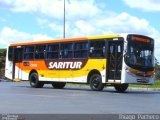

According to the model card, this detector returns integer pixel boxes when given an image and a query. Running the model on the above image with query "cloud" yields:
[37,18,48,26]
[0,0,100,20]
[0,0,13,8]
[123,0,160,12]
[58,12,156,37]
[1,0,160,61]
[37,12,160,62]
[66,0,101,21]
[0,0,64,19]
[48,22,64,38]
[0,27,53,47]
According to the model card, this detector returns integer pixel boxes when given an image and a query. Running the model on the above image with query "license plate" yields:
[137,78,149,83]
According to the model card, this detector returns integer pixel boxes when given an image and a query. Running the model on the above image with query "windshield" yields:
[125,35,154,72]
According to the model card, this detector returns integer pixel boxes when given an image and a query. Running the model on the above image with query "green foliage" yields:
[155,58,160,80]
[0,49,6,78]
[155,66,160,80]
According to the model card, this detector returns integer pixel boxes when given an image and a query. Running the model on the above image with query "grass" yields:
[67,83,88,87]
[67,80,160,89]
[129,80,160,89]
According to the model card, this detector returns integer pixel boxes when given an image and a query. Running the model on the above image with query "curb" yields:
[1,80,160,91]
[128,87,160,91]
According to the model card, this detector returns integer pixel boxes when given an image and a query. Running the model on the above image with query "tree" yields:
[155,58,160,80]
[0,49,6,78]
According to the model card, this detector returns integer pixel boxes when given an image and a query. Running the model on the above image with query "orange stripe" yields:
[10,37,88,46]
[16,60,48,70]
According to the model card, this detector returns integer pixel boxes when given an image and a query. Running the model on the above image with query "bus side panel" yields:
[14,63,22,80]
[5,61,13,80]
[17,59,106,83]
[71,59,106,83]
[5,48,13,80]
[19,60,47,81]
[72,70,87,83]
[21,70,30,80]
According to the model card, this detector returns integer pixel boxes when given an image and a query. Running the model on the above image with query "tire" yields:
[52,82,66,89]
[29,72,44,88]
[89,74,104,91]
[114,84,129,93]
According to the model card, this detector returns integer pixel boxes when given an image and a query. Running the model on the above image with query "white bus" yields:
[5,34,155,92]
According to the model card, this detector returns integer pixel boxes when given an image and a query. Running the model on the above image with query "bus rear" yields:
[122,34,155,84]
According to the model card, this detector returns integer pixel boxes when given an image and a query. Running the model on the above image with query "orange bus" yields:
[5,34,155,92]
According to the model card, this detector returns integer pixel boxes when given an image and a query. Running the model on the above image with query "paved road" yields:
[0,81,160,114]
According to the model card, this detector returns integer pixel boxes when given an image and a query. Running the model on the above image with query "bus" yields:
[5,34,155,92]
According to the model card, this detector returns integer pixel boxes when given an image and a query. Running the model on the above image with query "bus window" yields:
[8,46,14,61]
[35,45,46,59]
[60,43,73,59]
[89,40,105,58]
[47,44,59,51]
[24,46,34,60]
[74,41,89,58]
[47,44,59,59]
[24,46,34,53]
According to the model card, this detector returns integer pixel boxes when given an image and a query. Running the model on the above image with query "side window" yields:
[8,46,13,61]
[89,40,105,58]
[60,43,73,59]
[74,41,89,58]
[35,45,46,59]
[47,44,59,59]
[24,46,35,60]
[117,44,123,59]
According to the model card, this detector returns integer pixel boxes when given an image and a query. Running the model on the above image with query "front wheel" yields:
[114,84,129,93]
[89,74,104,91]
[29,73,44,88]
[52,82,66,89]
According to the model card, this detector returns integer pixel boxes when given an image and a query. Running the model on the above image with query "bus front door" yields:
[107,40,123,82]
[12,48,23,81]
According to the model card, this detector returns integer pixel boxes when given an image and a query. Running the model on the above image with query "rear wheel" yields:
[89,74,104,91]
[52,82,66,89]
[114,84,128,93]
[29,72,44,88]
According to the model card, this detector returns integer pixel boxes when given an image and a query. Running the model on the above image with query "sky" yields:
[0,0,160,61]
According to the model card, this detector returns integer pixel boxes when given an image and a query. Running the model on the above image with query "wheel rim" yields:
[92,76,101,88]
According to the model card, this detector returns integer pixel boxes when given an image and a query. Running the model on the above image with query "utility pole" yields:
[63,0,66,39]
